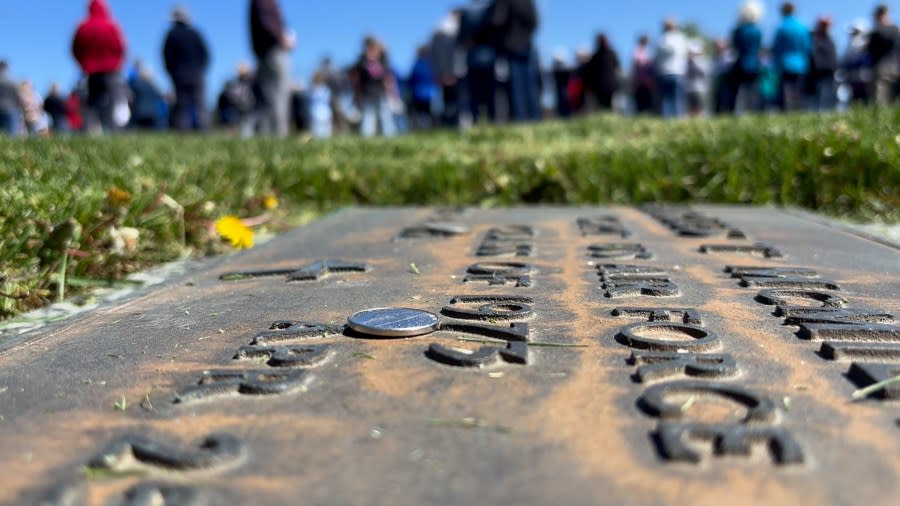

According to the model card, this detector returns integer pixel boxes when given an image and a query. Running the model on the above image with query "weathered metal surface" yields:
[1,206,899,506]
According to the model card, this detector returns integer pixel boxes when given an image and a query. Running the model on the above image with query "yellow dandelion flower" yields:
[262,195,279,210]
[215,216,254,249]
[107,186,132,207]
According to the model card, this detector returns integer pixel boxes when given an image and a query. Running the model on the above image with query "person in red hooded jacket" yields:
[72,0,127,133]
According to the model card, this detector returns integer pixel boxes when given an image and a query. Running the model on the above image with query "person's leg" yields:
[194,82,209,131]
[360,96,377,138]
[100,73,120,132]
[782,73,803,111]
[379,95,396,137]
[659,75,676,118]
[507,57,530,121]
[524,53,541,120]
[470,66,496,123]
[441,84,459,127]
[172,85,191,130]
[85,73,103,134]
[256,52,278,135]
[272,50,291,137]
[817,76,836,111]
[0,111,13,135]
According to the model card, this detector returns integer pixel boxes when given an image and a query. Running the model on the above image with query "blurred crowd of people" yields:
[2,0,900,139]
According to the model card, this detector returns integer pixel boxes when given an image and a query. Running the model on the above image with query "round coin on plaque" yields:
[348,308,441,338]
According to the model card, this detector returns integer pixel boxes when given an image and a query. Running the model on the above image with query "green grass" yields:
[2,108,899,319]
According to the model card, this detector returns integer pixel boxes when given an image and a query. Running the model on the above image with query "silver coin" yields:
[347,308,440,338]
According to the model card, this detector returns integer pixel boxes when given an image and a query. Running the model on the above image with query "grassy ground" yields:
[1,108,899,318]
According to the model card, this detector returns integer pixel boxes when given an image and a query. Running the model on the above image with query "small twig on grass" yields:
[56,250,69,303]
[852,374,900,400]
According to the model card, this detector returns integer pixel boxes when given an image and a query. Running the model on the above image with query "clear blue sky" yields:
[0,1,878,97]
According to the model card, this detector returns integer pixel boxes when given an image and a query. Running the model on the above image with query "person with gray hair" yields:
[163,5,211,130]
[725,1,764,112]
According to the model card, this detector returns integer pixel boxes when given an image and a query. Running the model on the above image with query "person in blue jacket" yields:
[408,45,437,130]
[726,1,764,113]
[772,2,812,111]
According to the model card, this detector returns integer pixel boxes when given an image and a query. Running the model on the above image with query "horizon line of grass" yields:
[1,108,898,319]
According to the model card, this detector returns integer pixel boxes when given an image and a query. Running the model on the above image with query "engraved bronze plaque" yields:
[1,206,899,505]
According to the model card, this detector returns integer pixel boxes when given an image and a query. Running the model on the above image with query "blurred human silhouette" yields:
[551,51,572,118]
[310,71,333,138]
[43,84,69,133]
[315,57,349,134]
[431,9,463,127]
[584,34,621,111]
[0,61,24,136]
[655,18,689,118]
[483,0,540,121]
[129,66,167,130]
[459,0,496,123]
[249,0,294,137]
[72,0,127,134]
[772,2,811,111]
[809,17,838,111]
[868,4,899,105]
[353,37,396,137]
[19,81,49,136]
[632,35,657,115]
[218,62,256,135]
[726,1,764,113]
[408,45,437,129]
[843,21,871,105]
[685,43,710,117]
[164,6,211,131]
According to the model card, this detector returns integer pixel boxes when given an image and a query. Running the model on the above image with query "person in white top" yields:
[654,18,689,117]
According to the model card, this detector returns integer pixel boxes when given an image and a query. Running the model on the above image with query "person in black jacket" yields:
[483,0,539,121]
[584,34,621,111]
[163,6,210,130]
[808,17,838,111]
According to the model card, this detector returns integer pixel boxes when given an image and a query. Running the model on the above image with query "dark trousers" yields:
[507,54,540,122]
[0,110,15,135]
[87,72,119,132]
[778,72,805,111]
[172,82,208,131]
[441,84,459,127]
[724,67,760,113]
[634,85,655,114]
[468,66,496,123]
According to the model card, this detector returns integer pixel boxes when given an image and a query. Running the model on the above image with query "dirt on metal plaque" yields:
[1,206,898,505]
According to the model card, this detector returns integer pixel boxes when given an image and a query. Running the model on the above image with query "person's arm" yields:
[521,0,538,32]
[163,32,176,75]
[112,24,127,70]
[772,30,785,67]
[72,28,84,67]
[199,32,211,71]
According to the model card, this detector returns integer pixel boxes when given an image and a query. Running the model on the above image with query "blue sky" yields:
[0,1,878,97]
